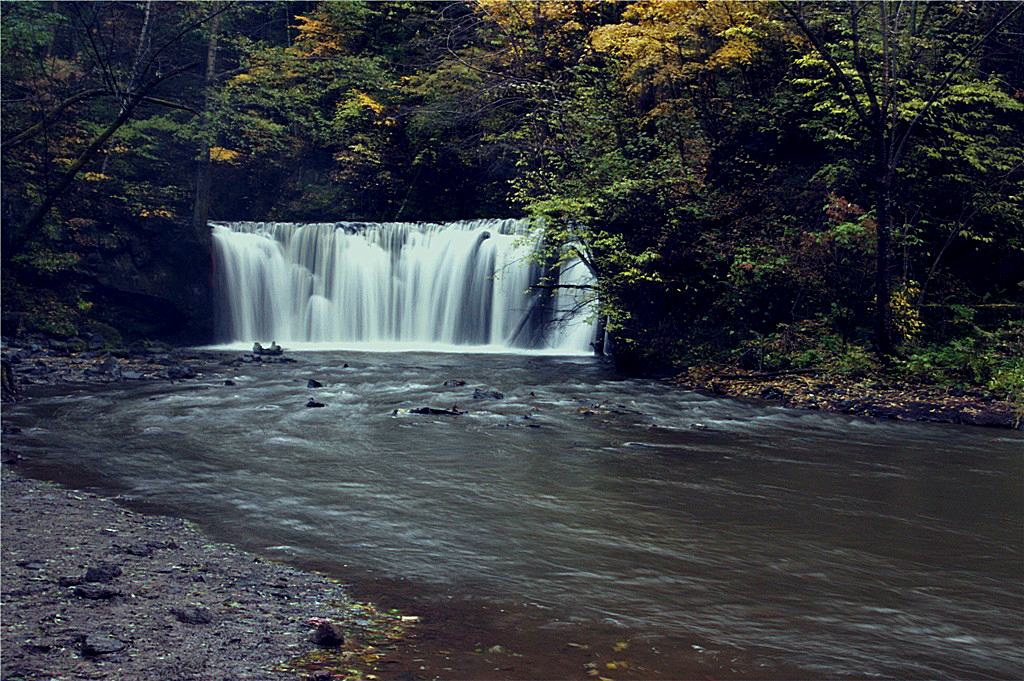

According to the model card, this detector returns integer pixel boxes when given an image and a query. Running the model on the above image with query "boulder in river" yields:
[473,388,504,400]
[409,406,463,416]
[306,399,326,408]
[253,341,283,356]
[443,379,466,387]
[307,378,323,388]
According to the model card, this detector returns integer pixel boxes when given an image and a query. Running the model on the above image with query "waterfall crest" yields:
[210,220,598,353]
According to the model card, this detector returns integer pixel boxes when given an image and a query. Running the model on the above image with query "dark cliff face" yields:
[2,217,214,346]
[81,220,214,344]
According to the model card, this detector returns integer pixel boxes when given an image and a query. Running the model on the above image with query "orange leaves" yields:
[292,14,343,57]
[590,0,781,99]
[209,146,242,164]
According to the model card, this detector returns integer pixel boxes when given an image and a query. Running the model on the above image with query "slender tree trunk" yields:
[21,104,139,240]
[192,7,221,240]
[874,147,894,356]
[593,315,607,357]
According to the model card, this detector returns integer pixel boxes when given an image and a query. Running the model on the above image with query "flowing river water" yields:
[6,352,1023,679]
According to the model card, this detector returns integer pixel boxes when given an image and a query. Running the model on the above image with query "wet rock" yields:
[58,575,84,587]
[443,379,466,387]
[118,542,153,557]
[171,605,213,625]
[24,639,53,653]
[2,448,23,465]
[760,386,787,401]
[80,634,128,657]
[253,342,283,356]
[121,370,143,380]
[83,564,122,583]
[16,560,46,570]
[165,365,197,380]
[305,671,335,681]
[307,379,323,388]
[263,356,297,364]
[409,406,463,416]
[224,379,236,386]
[73,584,121,600]
[100,355,121,378]
[305,399,326,408]
[307,618,344,647]
[473,388,504,400]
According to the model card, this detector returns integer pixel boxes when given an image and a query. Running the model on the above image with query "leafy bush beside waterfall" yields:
[2,1,1021,402]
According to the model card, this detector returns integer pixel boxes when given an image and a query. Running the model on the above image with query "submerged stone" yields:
[473,388,504,400]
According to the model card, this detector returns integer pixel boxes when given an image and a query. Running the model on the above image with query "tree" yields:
[781,0,1023,354]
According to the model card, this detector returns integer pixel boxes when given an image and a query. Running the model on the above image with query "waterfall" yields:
[210,219,599,354]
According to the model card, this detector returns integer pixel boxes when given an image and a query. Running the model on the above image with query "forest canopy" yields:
[2,1,1022,398]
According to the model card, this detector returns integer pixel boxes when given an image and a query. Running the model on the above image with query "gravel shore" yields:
[1,466,402,681]
[674,365,1023,429]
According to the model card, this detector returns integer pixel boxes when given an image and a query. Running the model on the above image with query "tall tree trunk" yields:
[192,7,221,242]
[873,139,894,356]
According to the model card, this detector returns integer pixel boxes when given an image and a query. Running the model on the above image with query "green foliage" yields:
[897,321,1024,402]
[1,0,1020,390]
[22,294,81,338]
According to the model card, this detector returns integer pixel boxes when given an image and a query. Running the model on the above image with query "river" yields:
[6,351,1022,679]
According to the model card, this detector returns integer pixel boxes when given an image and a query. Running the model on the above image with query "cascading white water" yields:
[210,219,599,353]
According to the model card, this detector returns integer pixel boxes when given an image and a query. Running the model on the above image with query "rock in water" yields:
[307,378,323,388]
[443,379,466,387]
[224,379,236,386]
[306,399,326,408]
[80,634,128,657]
[473,388,504,400]
[165,365,196,380]
[409,406,463,416]
[100,355,122,380]
[307,618,344,647]
[254,341,283,356]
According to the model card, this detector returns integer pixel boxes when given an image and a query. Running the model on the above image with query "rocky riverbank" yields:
[1,466,414,681]
[673,365,1023,429]
[0,334,303,402]
[1,334,211,395]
